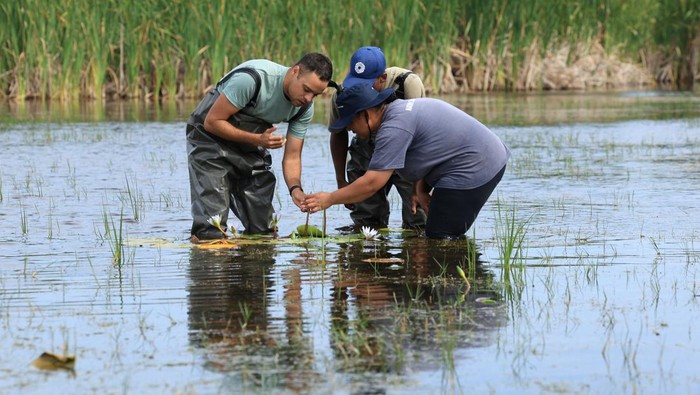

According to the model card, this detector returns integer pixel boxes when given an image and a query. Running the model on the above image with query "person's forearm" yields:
[329,173,386,205]
[282,137,304,189]
[204,119,261,145]
[329,132,349,183]
[413,179,429,194]
[282,157,302,189]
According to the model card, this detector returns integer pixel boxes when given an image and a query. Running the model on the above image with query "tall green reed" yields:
[0,0,693,100]
[494,200,528,301]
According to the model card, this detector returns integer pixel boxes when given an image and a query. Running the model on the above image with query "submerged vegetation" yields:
[0,0,698,100]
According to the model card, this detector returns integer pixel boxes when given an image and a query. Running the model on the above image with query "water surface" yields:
[1,91,699,394]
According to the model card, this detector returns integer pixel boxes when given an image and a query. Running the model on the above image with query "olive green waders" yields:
[186,68,275,239]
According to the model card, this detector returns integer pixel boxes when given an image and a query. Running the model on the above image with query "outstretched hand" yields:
[259,126,286,149]
[304,192,332,214]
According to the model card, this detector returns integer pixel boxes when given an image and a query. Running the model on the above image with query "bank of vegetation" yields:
[1,0,698,100]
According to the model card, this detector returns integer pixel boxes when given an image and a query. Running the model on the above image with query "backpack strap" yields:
[216,67,261,109]
[393,71,413,99]
[288,102,311,124]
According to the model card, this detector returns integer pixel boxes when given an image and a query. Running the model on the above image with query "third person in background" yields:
[328,46,426,230]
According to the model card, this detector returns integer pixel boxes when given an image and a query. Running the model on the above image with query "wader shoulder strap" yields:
[394,71,413,99]
[216,67,262,109]
[288,102,311,124]
[186,67,263,134]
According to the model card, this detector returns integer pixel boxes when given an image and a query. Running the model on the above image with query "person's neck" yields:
[282,66,295,101]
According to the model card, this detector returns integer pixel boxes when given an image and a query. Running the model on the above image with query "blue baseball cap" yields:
[331,84,395,130]
[342,46,387,88]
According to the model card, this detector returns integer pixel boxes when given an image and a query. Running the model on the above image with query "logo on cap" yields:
[354,62,366,75]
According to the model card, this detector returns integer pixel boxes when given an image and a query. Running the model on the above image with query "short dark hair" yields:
[295,52,333,82]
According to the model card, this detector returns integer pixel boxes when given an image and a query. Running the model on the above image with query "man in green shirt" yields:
[187,53,333,241]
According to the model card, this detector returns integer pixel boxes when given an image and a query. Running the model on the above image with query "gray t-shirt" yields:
[219,59,313,139]
[369,98,510,189]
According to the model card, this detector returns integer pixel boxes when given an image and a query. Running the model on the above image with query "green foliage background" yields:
[1,0,698,100]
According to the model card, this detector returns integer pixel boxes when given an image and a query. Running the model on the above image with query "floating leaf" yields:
[361,257,404,264]
[295,224,325,238]
[32,352,76,371]
[475,297,496,305]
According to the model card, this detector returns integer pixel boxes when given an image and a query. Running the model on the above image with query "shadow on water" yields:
[187,236,506,393]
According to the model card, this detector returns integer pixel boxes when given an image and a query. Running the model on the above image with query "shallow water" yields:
[1,91,699,394]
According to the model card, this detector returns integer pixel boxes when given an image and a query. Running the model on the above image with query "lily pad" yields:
[295,224,325,238]
[475,297,497,305]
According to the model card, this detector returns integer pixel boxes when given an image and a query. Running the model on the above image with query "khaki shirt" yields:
[328,67,425,133]
[381,67,425,99]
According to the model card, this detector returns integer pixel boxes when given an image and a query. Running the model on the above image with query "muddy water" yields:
[1,91,699,394]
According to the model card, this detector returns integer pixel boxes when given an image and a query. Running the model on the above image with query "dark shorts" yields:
[425,164,506,239]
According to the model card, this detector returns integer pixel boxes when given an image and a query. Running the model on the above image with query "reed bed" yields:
[1,0,697,100]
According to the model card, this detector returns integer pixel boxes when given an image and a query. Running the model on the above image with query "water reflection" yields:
[187,237,506,392]
[188,243,319,392]
[2,90,696,126]
[188,245,276,345]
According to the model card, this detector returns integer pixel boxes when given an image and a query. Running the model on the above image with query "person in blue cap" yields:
[305,84,510,239]
[328,46,427,230]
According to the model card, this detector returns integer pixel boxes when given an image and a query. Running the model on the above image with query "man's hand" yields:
[258,126,286,149]
[304,192,332,214]
[291,187,307,211]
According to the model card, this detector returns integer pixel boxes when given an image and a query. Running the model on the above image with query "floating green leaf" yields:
[295,224,325,238]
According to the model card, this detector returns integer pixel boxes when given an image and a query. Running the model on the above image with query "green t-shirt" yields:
[219,59,312,139]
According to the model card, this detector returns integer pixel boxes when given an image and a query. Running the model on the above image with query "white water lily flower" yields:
[207,214,228,237]
[361,226,380,240]
[207,214,222,228]
[207,214,221,228]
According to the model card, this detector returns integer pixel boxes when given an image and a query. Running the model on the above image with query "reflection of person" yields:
[305,83,510,239]
[187,53,333,241]
[329,237,502,382]
[329,46,426,229]
[187,245,314,389]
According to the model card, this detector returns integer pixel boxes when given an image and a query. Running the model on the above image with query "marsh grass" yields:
[2,0,695,99]
[104,208,132,267]
[122,175,145,222]
[19,200,28,237]
[494,201,529,302]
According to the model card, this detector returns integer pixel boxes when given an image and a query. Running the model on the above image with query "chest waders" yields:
[186,68,310,239]
[345,71,426,229]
